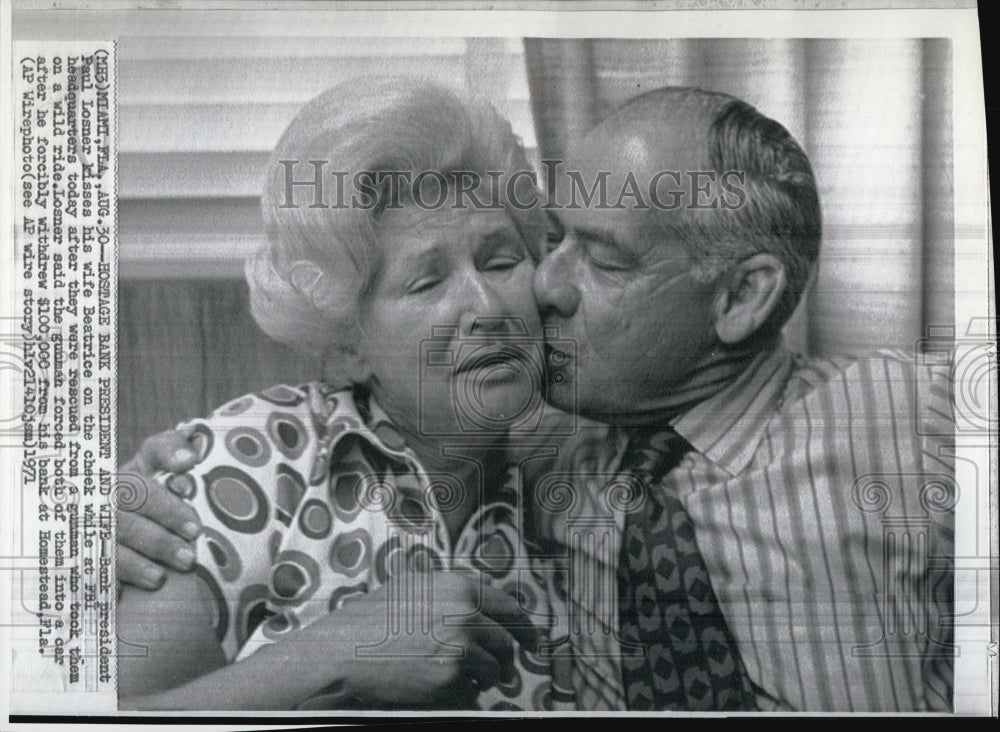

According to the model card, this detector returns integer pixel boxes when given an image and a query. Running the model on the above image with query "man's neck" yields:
[599,333,780,430]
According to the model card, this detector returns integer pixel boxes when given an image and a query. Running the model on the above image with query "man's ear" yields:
[712,253,787,344]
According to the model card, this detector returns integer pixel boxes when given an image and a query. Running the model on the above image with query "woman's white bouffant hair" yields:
[247,76,544,372]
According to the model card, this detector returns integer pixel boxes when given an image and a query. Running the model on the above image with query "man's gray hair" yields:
[622,87,822,334]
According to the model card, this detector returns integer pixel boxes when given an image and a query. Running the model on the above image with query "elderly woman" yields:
[117,77,576,711]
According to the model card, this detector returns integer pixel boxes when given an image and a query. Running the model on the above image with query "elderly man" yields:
[530,87,954,712]
[117,86,954,713]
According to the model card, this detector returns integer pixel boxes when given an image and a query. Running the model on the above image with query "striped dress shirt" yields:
[544,345,954,712]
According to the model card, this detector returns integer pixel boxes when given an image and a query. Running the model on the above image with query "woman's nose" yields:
[458,274,517,338]
[533,244,581,318]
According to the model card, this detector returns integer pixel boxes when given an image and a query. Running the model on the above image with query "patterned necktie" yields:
[616,426,756,710]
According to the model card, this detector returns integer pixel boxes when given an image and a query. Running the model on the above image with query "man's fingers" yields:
[135,429,200,476]
[438,571,540,652]
[474,583,540,653]
[117,509,198,572]
[459,611,516,675]
[117,545,166,590]
[457,641,502,692]
[117,471,201,540]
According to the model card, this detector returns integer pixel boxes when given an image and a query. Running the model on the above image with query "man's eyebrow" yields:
[575,225,620,250]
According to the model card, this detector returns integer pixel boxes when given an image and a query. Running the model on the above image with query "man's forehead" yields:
[566,113,712,183]
[555,114,716,258]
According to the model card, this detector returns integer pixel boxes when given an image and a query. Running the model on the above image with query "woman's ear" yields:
[712,253,787,344]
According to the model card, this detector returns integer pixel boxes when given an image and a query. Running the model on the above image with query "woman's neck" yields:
[362,386,510,542]
[407,436,511,542]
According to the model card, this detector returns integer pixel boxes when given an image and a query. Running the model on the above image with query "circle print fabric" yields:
[167,382,575,710]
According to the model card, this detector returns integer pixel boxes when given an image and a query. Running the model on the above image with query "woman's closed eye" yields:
[483,251,524,271]
[405,274,443,295]
[478,233,527,272]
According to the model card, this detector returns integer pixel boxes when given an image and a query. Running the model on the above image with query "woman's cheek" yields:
[511,263,543,334]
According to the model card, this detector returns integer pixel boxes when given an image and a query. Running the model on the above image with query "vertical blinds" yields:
[117,36,535,278]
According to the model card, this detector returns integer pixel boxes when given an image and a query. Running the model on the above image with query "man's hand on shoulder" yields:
[117,430,203,590]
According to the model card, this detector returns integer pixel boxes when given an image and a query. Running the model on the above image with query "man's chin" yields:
[542,375,579,415]
[544,376,640,424]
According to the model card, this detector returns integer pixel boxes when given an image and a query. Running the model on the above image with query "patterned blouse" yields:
[162,381,576,711]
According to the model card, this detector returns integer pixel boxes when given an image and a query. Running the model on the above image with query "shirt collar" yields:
[307,382,520,556]
[308,382,417,461]
[670,344,795,476]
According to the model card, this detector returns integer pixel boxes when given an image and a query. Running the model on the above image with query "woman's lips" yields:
[453,344,535,375]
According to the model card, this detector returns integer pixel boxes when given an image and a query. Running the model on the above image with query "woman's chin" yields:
[449,371,543,434]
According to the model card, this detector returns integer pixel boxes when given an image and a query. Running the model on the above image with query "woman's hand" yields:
[117,429,203,589]
[277,569,539,709]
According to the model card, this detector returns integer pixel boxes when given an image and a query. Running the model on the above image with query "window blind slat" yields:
[120,151,269,199]
[120,145,539,200]
[120,103,302,153]
[118,35,469,60]
[118,57,470,105]
[120,198,263,278]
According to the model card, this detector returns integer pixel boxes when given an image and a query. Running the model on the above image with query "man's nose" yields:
[533,245,581,318]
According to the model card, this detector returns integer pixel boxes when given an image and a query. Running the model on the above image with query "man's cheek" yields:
[585,286,637,360]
